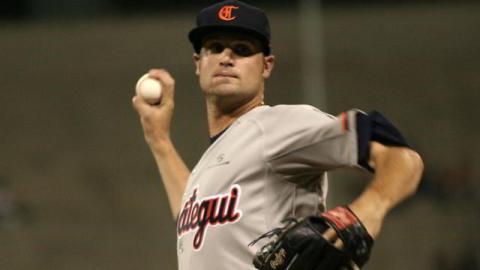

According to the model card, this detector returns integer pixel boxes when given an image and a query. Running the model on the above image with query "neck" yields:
[206,95,264,137]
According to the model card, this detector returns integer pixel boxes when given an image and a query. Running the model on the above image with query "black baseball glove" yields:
[249,206,374,270]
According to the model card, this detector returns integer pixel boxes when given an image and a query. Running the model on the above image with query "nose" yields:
[219,47,234,67]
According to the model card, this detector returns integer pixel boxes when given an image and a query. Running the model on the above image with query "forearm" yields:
[132,69,187,220]
[349,143,424,237]
[150,139,190,220]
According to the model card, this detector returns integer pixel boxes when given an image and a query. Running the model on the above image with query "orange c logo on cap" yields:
[218,5,239,21]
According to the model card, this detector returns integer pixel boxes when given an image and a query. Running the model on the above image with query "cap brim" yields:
[188,25,270,55]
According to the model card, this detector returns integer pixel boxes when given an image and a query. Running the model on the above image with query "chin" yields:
[209,84,241,95]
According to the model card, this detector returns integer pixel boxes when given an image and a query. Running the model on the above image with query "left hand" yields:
[250,206,374,270]
[322,204,383,251]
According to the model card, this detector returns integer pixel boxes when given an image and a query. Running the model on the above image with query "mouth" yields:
[213,71,238,79]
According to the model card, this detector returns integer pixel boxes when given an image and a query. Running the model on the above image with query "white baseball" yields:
[135,73,162,105]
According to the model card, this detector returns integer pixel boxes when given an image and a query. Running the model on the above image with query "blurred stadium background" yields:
[1,0,479,269]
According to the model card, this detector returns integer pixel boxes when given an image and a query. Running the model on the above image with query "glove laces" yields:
[248,218,298,247]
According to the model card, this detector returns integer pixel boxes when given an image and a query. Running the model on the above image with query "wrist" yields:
[148,136,174,156]
[348,189,390,238]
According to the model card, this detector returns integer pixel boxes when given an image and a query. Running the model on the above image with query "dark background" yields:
[1,0,479,19]
[1,1,479,270]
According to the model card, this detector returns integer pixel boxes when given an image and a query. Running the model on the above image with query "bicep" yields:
[367,141,387,170]
[369,141,423,173]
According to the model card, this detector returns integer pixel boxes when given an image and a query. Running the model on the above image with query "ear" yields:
[262,54,275,79]
[193,53,201,76]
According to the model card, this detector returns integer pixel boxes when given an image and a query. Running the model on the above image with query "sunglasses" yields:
[203,40,262,57]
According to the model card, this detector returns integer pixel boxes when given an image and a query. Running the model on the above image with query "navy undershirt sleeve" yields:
[356,111,410,172]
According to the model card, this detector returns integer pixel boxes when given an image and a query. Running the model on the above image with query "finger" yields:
[132,95,153,114]
[333,238,344,249]
[350,261,360,270]
[148,69,175,101]
[322,228,337,242]
[322,228,344,249]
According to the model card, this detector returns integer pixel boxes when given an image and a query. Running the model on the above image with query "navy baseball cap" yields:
[188,0,271,55]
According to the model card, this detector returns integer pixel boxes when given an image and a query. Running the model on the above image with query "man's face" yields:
[193,33,275,102]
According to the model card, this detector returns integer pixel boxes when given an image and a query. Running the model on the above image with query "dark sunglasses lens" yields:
[209,42,225,54]
[233,44,255,57]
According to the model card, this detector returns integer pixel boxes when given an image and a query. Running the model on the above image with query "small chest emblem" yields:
[206,154,230,169]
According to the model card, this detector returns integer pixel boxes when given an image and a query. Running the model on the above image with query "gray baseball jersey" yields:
[176,104,369,270]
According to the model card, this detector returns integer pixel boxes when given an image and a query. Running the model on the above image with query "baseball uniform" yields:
[176,105,377,270]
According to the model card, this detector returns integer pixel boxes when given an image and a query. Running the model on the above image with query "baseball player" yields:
[132,1,424,270]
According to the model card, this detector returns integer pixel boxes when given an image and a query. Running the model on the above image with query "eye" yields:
[206,42,225,54]
[232,43,255,57]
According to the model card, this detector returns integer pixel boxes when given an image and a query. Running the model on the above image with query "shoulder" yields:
[246,104,336,124]
[238,105,339,145]
[265,104,333,117]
